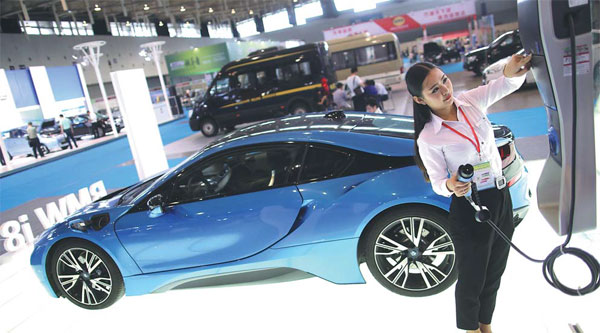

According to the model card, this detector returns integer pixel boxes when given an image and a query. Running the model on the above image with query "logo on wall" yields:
[0,181,107,254]
[393,16,406,26]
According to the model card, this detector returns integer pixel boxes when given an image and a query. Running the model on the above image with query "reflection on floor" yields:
[0,159,598,333]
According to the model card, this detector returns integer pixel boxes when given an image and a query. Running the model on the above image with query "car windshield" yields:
[118,174,162,205]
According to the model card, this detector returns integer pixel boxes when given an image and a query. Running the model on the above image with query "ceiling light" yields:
[249,9,254,15]
[94,4,101,12]
[207,21,212,25]
[293,0,298,2]
[143,4,149,11]
[208,7,213,13]
[158,21,164,26]
[82,20,87,26]
[231,8,236,14]
[180,6,186,12]
[126,21,131,26]
[185,21,190,27]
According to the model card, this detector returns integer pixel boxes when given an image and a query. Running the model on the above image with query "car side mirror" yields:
[147,194,165,218]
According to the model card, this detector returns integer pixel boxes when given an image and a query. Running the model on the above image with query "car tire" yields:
[364,207,458,297]
[475,62,487,76]
[290,103,310,115]
[200,118,218,137]
[40,144,49,155]
[97,127,105,137]
[49,239,124,310]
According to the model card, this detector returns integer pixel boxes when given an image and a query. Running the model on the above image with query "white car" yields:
[482,56,535,86]
[2,127,67,160]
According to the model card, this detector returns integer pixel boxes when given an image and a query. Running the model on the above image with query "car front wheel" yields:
[49,239,124,309]
[364,207,457,297]
[200,118,218,137]
[40,144,49,155]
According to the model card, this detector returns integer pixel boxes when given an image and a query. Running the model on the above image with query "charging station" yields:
[517,0,598,235]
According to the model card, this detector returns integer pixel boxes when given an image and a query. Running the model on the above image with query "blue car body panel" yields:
[30,112,529,300]
[115,186,303,273]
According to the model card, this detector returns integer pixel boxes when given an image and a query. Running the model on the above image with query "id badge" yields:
[473,161,495,190]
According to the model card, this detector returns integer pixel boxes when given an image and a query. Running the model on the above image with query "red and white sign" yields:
[324,0,476,40]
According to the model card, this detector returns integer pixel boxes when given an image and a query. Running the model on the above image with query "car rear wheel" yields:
[200,118,218,137]
[49,239,124,309]
[364,207,457,297]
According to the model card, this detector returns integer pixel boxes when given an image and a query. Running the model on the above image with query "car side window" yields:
[500,36,513,47]
[168,145,301,204]
[211,77,230,95]
[236,73,252,90]
[275,61,312,86]
[299,145,353,183]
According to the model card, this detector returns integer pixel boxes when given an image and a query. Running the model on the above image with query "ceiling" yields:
[1,0,307,25]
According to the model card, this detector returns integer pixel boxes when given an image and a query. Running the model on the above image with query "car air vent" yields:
[324,110,346,121]
[90,213,111,231]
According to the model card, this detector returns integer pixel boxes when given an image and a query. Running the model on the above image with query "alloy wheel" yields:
[373,216,455,292]
[55,248,113,306]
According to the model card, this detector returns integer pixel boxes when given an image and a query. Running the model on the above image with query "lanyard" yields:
[441,107,481,154]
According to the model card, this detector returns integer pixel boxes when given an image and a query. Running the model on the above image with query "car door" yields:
[206,75,238,126]
[114,144,304,273]
[70,116,90,138]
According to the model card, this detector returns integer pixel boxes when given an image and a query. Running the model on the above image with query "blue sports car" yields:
[30,111,530,309]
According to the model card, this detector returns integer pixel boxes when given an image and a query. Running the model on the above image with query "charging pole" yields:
[517,0,597,235]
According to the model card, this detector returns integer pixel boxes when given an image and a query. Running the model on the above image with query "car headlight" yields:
[467,56,478,62]
[40,133,50,138]
[435,54,442,59]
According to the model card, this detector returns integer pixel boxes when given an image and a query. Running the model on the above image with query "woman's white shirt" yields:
[416,74,526,197]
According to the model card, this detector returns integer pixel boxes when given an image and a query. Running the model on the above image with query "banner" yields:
[323,0,476,40]
[165,43,230,78]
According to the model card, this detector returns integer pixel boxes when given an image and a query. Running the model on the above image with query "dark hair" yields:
[365,79,375,86]
[350,67,358,73]
[336,82,343,88]
[405,62,437,182]
[366,97,378,107]
[28,122,32,125]
[59,114,64,117]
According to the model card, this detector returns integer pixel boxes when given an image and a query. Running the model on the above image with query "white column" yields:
[110,68,168,180]
[29,66,59,119]
[93,65,118,136]
[153,54,173,120]
[76,64,95,114]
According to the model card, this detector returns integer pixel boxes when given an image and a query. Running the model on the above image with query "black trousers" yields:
[448,186,514,330]
[29,137,44,158]
[352,95,366,111]
[65,130,78,149]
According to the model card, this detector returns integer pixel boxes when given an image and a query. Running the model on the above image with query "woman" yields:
[407,53,532,333]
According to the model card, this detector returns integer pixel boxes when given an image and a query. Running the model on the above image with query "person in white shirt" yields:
[365,98,383,114]
[332,82,351,110]
[345,67,366,111]
[374,81,389,110]
[407,54,532,333]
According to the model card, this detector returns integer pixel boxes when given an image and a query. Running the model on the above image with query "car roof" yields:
[200,111,416,158]
[221,43,323,72]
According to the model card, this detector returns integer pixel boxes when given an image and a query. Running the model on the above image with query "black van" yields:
[189,42,336,137]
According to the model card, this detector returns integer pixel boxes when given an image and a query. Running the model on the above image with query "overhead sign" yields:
[323,0,476,40]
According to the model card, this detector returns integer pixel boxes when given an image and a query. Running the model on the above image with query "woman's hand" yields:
[503,53,532,78]
[446,173,472,197]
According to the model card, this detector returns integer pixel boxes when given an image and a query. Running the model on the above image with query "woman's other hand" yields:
[503,53,532,78]
[446,173,472,197]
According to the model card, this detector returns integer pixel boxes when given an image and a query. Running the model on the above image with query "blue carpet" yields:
[0,119,194,212]
[487,106,548,139]
[439,62,464,75]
